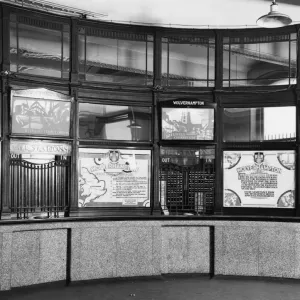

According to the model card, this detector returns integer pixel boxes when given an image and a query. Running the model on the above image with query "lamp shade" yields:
[257,1,292,28]
[127,122,142,129]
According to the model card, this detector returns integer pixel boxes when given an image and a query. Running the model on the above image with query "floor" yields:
[1,276,300,300]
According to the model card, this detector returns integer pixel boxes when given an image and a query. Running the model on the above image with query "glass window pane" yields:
[63,31,70,78]
[146,41,154,85]
[10,22,69,78]
[208,46,215,82]
[224,150,295,208]
[166,43,214,87]
[162,42,168,86]
[78,148,151,207]
[223,107,296,142]
[79,103,151,141]
[84,35,153,85]
[78,34,85,75]
[223,37,297,86]
[10,22,18,72]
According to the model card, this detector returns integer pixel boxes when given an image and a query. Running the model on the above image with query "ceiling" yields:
[35,0,300,28]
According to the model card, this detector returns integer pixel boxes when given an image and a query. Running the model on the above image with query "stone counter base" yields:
[0,220,299,290]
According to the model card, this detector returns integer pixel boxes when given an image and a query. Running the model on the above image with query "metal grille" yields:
[159,163,215,215]
[188,171,215,215]
[9,158,70,219]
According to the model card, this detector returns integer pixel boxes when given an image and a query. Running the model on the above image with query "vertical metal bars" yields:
[9,158,69,219]
[159,163,215,215]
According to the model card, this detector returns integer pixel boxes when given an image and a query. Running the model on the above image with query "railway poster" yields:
[78,149,151,207]
[223,151,295,208]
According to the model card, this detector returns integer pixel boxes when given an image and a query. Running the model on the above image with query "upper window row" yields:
[8,15,298,87]
[10,89,296,144]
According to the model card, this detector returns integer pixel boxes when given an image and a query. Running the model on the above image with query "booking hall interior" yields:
[0,0,300,291]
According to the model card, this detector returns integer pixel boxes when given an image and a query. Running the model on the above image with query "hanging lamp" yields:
[127,107,142,129]
[257,0,292,28]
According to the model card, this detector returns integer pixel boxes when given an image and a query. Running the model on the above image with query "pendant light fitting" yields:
[256,0,292,28]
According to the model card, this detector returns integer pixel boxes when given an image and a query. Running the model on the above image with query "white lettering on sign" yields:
[161,158,170,163]
[172,100,205,106]
[10,141,71,155]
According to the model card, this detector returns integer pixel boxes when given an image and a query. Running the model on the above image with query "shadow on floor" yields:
[1,276,300,300]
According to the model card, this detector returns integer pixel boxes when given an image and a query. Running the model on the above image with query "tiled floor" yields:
[1,276,300,300]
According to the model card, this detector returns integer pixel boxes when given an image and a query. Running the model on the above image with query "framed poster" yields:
[11,88,71,137]
[224,150,295,208]
[160,99,215,141]
[78,148,151,207]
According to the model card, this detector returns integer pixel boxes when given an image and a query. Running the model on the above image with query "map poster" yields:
[78,149,151,207]
[223,150,295,208]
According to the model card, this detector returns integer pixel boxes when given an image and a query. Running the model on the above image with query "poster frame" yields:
[222,147,297,215]
[10,88,73,138]
[77,146,152,209]
[158,99,216,143]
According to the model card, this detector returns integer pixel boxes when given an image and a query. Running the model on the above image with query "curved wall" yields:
[0,4,300,290]
[1,219,300,290]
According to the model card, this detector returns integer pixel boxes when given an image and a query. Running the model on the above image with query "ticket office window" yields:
[9,140,71,219]
[78,148,151,208]
[159,146,215,215]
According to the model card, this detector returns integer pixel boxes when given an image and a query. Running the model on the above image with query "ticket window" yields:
[9,140,71,219]
[159,146,215,215]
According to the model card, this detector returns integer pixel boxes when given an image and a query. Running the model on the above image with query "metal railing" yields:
[9,158,69,219]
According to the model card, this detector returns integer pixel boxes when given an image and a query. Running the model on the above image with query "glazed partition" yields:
[0,3,299,219]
